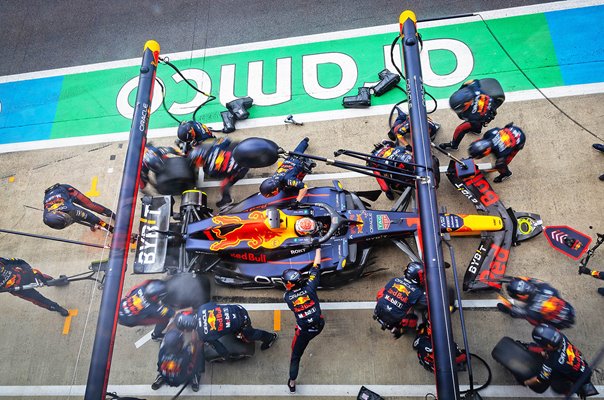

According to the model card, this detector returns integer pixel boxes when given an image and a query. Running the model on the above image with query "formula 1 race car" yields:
[133,156,542,290]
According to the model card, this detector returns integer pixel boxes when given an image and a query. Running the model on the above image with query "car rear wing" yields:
[133,195,173,274]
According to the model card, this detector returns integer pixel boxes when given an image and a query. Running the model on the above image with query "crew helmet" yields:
[161,329,184,353]
[282,269,302,291]
[468,139,492,159]
[259,178,280,197]
[404,262,424,285]
[532,323,563,350]
[507,278,536,301]
[145,280,168,302]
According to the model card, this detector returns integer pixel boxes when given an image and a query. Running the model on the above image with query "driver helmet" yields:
[294,217,318,236]
[404,262,424,285]
[177,120,213,144]
[259,177,280,197]
[468,139,492,159]
[161,330,184,353]
[43,211,73,230]
[145,280,168,302]
[532,323,562,351]
[507,278,536,301]
[282,269,303,291]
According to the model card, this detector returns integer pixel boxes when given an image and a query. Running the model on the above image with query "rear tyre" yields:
[165,272,211,308]
[155,157,195,195]
[491,337,548,393]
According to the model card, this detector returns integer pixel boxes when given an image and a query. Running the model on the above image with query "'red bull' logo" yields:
[210,211,281,251]
[207,310,217,331]
[292,295,310,307]
[391,283,410,295]
[292,295,313,312]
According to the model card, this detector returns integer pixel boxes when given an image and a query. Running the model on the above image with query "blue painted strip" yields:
[545,5,604,85]
[0,76,63,144]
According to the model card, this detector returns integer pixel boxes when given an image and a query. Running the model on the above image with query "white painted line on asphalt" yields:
[0,0,595,84]
[134,299,500,347]
[205,300,500,311]
[0,384,602,397]
[3,80,603,154]
[198,163,494,188]
[134,330,153,349]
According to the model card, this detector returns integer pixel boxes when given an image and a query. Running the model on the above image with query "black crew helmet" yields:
[178,120,213,143]
[532,323,563,350]
[177,120,208,143]
[468,139,492,159]
[507,278,536,301]
[145,280,168,302]
[282,269,302,291]
[404,262,424,285]
[259,177,280,197]
[161,329,184,353]
[43,211,73,230]
[143,145,164,171]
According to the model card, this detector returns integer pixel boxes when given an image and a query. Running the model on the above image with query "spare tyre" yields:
[204,334,255,362]
[492,336,547,392]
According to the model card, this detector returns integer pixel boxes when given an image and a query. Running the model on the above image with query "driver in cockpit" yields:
[293,217,323,237]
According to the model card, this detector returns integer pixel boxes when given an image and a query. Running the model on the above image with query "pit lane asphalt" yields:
[1,1,604,399]
[1,94,603,399]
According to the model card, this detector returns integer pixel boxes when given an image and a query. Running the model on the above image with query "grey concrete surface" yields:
[0,0,558,76]
[0,93,603,399]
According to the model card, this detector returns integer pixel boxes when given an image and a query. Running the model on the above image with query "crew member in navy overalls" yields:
[259,137,316,203]
[468,123,526,183]
[497,276,575,329]
[176,120,216,155]
[188,138,248,208]
[524,324,592,396]
[140,144,180,191]
[388,108,440,149]
[43,183,114,232]
[176,302,278,360]
[0,257,69,316]
[413,322,467,373]
[118,279,175,341]
[440,80,500,151]
[373,262,427,338]
[151,325,205,392]
[282,248,324,393]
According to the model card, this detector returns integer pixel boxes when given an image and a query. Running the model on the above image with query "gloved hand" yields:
[290,201,301,209]
[496,302,511,314]
[176,313,197,331]
[579,266,591,275]
[391,327,403,339]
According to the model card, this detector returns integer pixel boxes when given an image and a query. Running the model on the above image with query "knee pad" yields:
[43,212,72,230]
